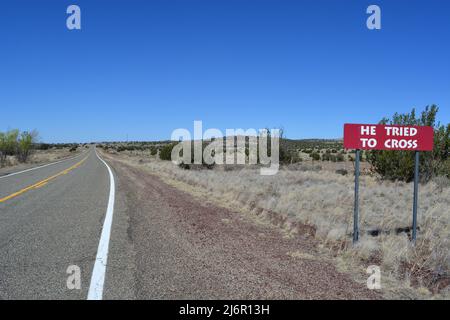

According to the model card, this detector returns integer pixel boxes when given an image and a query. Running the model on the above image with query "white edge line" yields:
[0,150,87,179]
[87,148,116,300]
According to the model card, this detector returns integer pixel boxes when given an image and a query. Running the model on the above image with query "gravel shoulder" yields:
[103,152,380,299]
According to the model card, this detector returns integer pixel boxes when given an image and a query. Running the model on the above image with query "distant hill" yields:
[281,138,343,151]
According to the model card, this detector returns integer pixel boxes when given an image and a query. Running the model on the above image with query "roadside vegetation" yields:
[100,105,449,298]
[0,129,81,168]
[369,105,450,182]
[127,156,449,297]
[99,136,346,166]
[0,129,38,167]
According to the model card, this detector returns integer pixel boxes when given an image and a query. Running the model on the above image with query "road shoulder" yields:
[102,151,380,300]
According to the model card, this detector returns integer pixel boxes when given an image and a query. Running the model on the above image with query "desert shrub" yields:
[159,143,176,161]
[69,146,77,152]
[0,133,5,166]
[438,159,450,178]
[178,162,190,170]
[310,152,320,161]
[278,147,290,164]
[336,153,344,162]
[36,143,51,150]
[335,168,348,175]
[150,146,158,156]
[348,151,363,162]
[0,129,40,165]
[322,153,338,162]
[368,105,450,182]
[17,130,38,162]
[279,148,302,164]
[0,130,18,166]
[260,127,301,164]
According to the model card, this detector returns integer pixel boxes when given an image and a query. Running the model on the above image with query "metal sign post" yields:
[412,151,419,244]
[344,124,433,245]
[353,149,360,244]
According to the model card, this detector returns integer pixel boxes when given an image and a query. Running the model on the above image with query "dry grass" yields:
[0,148,81,174]
[113,151,450,299]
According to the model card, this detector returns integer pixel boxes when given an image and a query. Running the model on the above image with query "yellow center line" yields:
[0,156,88,203]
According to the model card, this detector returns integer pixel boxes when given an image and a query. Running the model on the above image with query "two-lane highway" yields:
[0,147,114,299]
[0,146,380,300]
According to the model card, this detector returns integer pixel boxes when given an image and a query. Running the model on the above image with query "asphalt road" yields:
[0,147,111,299]
[0,146,377,300]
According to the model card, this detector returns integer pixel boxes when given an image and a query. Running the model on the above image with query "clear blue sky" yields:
[1,0,449,143]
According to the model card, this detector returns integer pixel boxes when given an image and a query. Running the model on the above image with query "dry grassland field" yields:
[98,143,450,300]
[0,146,83,177]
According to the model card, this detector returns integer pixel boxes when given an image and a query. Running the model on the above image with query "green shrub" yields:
[150,146,158,156]
[310,152,320,161]
[0,130,19,162]
[36,143,51,150]
[159,143,176,161]
[368,105,449,182]
[1,129,39,165]
[17,130,38,162]
[279,148,302,164]
[437,158,450,178]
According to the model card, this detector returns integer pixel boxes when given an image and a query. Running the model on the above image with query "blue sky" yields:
[1,0,449,142]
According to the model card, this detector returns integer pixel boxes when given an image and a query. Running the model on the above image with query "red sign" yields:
[344,124,434,151]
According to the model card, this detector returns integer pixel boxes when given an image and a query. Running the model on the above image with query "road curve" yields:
[0,146,379,300]
[0,146,113,299]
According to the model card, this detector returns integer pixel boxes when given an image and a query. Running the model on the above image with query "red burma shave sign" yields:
[344,124,434,151]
